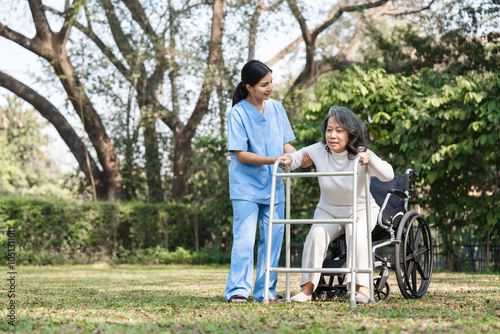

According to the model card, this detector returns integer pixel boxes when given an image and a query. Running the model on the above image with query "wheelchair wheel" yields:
[313,288,347,301]
[395,211,433,299]
[373,277,390,302]
[312,275,348,301]
[329,273,347,298]
[313,289,328,301]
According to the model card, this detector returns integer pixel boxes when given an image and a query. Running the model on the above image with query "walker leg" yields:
[264,165,279,305]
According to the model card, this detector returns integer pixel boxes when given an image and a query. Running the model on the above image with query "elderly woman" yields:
[278,106,394,303]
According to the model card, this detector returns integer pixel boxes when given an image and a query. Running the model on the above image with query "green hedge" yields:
[0,196,231,265]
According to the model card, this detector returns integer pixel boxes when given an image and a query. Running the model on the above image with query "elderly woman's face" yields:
[325,117,348,153]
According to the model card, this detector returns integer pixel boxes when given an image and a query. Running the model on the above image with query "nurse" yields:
[224,60,302,303]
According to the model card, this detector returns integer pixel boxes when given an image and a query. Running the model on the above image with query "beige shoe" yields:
[355,291,370,304]
[290,292,312,302]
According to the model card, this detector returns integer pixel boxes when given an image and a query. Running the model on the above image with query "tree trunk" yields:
[193,211,199,252]
[52,54,123,201]
[171,0,225,201]
[447,234,455,271]
[141,104,163,202]
[172,136,191,201]
[162,212,169,251]
[485,231,490,271]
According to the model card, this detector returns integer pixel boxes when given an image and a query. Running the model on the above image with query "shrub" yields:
[0,196,231,265]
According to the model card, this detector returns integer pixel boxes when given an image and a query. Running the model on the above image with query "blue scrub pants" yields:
[224,200,285,302]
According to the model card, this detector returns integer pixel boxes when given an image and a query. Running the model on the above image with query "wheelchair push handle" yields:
[405,168,419,180]
[385,169,418,202]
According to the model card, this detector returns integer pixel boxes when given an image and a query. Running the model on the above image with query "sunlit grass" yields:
[0,264,499,333]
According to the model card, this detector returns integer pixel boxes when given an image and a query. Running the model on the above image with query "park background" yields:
[0,0,499,274]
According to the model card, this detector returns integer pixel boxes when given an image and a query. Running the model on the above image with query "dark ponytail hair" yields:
[232,60,272,106]
[321,106,370,159]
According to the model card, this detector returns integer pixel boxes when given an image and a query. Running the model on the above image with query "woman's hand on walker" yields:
[301,152,313,168]
[357,152,370,166]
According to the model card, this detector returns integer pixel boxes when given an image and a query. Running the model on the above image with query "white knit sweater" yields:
[288,143,394,215]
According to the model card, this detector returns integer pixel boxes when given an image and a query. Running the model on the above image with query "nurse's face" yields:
[325,117,348,153]
[246,72,273,101]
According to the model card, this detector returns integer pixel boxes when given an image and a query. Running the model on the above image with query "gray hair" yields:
[322,106,370,159]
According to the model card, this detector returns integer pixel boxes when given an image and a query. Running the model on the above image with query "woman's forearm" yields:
[368,151,394,181]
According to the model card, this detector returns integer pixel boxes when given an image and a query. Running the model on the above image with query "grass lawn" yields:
[0,264,499,333]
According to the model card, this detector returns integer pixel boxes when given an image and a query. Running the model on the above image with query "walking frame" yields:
[263,157,373,308]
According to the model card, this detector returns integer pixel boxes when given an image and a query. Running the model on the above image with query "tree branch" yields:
[336,4,390,61]
[382,0,435,17]
[122,0,156,36]
[101,0,135,68]
[266,0,391,67]
[226,0,252,8]
[0,23,36,53]
[248,0,284,60]
[265,35,303,67]
[183,0,224,137]
[42,4,130,78]
[311,0,389,39]
[28,0,53,41]
[286,0,312,44]
[57,0,83,45]
[0,70,106,196]
[263,0,284,11]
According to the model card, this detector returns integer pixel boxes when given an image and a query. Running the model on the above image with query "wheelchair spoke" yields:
[402,275,413,294]
[415,246,430,257]
[406,259,415,276]
[407,224,415,248]
[415,259,429,281]
[375,289,388,301]
[412,223,423,252]
[405,230,415,256]
[411,265,417,292]
[373,277,390,302]
[414,242,432,281]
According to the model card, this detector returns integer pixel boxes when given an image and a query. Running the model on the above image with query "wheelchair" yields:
[312,169,433,302]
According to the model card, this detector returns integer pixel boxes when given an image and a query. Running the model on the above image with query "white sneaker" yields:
[290,292,312,302]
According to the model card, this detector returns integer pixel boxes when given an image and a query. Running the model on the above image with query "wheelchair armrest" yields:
[388,188,408,201]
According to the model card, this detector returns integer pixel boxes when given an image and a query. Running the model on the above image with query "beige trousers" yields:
[300,205,378,291]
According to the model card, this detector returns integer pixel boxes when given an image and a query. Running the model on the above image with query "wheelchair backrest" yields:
[370,174,411,210]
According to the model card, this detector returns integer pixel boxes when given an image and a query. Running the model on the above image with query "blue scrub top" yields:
[227,98,295,204]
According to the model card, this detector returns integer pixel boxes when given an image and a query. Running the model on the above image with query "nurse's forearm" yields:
[234,151,279,165]
[283,143,296,153]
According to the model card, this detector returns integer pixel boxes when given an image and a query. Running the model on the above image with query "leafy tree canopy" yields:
[361,0,500,75]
